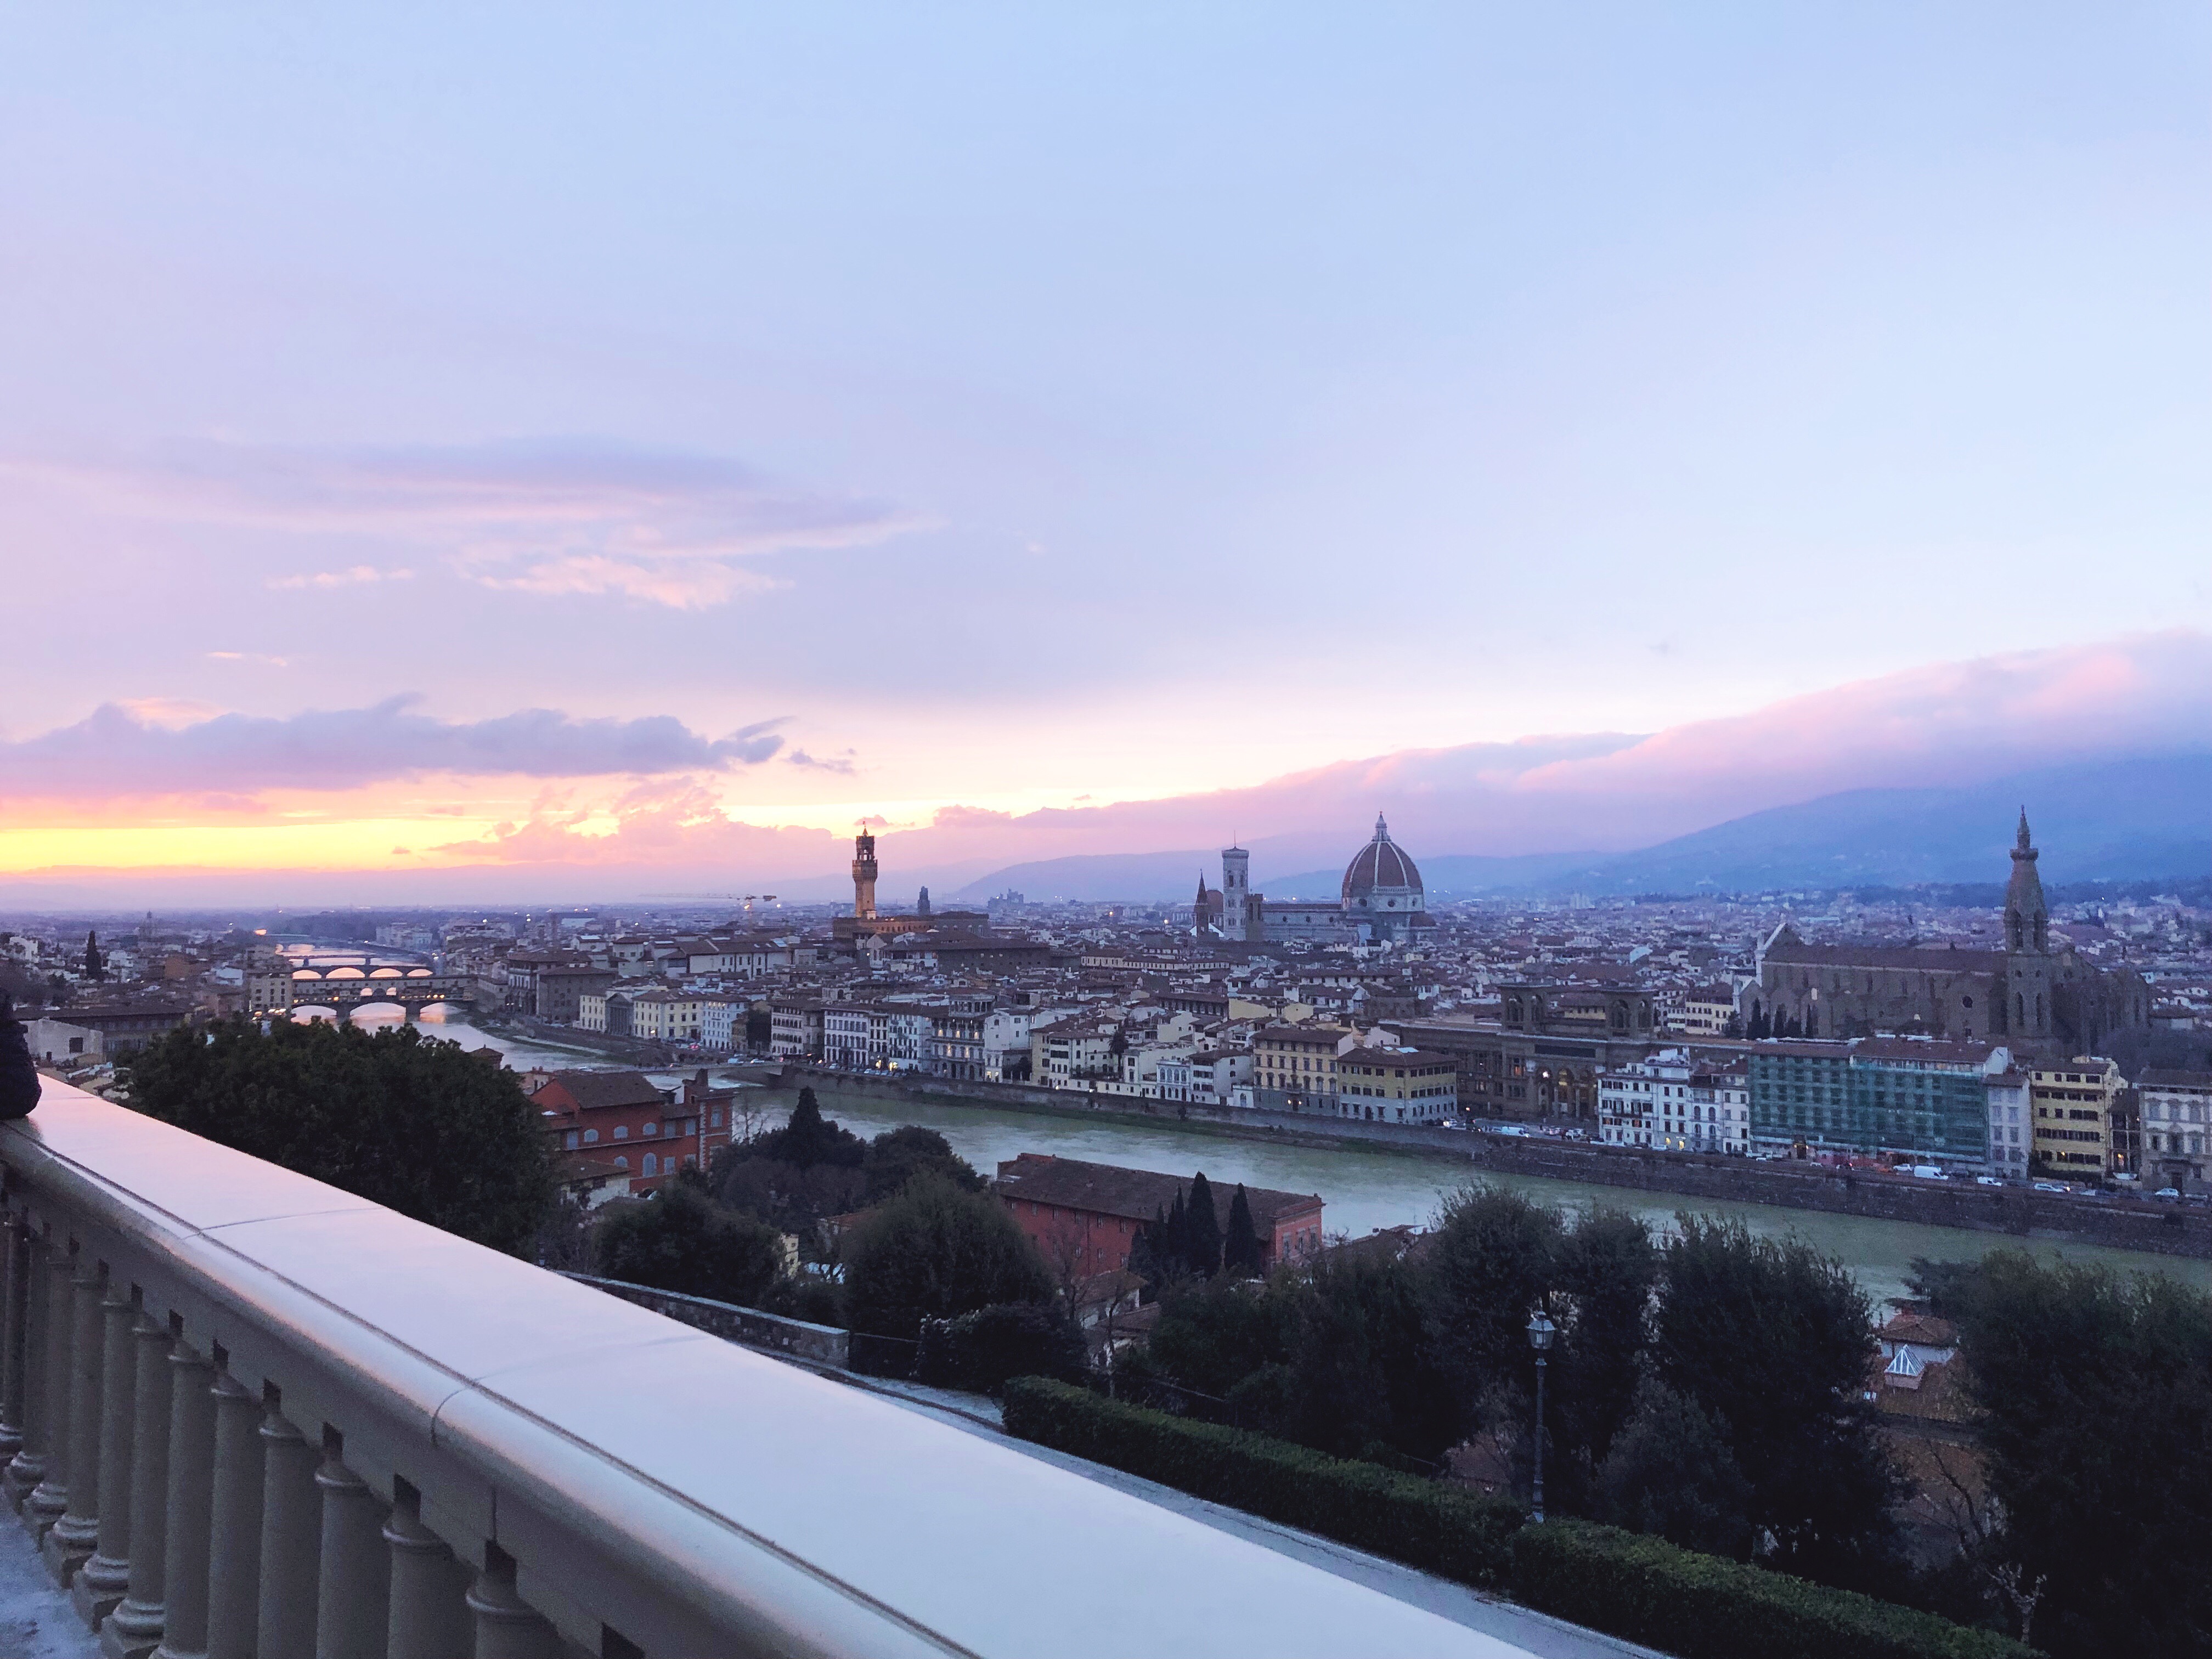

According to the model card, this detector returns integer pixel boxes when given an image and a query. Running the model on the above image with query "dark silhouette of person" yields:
[0,991,41,1119]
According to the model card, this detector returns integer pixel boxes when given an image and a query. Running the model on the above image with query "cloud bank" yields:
[0,697,788,800]
[9,438,926,608]
[2,633,2202,901]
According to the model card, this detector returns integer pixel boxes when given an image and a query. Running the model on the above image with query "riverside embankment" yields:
[768,1065,2212,1285]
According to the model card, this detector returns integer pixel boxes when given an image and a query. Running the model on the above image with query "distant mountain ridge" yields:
[950,754,2209,902]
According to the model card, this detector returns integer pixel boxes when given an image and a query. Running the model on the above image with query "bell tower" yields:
[851,830,879,921]
[1221,845,1250,942]
[2001,809,2053,1040]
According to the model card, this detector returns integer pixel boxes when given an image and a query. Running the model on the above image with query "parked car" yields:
[2033,1181,2070,1194]
[1976,1175,2005,1187]
[2154,1187,2183,1201]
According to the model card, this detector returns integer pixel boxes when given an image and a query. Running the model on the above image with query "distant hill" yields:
[949,753,2208,902]
[1575,754,2208,895]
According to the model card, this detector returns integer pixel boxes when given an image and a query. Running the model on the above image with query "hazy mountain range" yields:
[947,754,2209,904]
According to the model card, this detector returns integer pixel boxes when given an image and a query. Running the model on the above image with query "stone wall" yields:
[563,1272,850,1368]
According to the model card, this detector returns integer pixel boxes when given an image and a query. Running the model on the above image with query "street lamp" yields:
[1526,1310,1556,1524]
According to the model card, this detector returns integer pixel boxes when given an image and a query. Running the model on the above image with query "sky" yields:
[2,4,2207,902]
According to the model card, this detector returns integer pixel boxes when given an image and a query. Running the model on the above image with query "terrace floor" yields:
[0,1521,100,1659]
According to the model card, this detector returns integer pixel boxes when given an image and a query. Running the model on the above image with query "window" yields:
[613,1156,628,1171]
[613,1125,629,1139]
[563,1131,579,1150]
[642,1153,658,1176]
[583,1128,599,1145]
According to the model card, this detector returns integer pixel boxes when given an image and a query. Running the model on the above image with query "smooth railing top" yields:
[4,1082,1523,1658]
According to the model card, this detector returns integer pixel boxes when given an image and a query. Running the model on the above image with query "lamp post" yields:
[1526,1310,1556,1524]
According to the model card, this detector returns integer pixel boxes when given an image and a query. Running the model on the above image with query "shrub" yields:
[1001,1378,1522,1586]
[1003,1380,2036,1659]
[844,1173,1055,1342]
[916,1302,1086,1393]
[1511,1520,2040,1659]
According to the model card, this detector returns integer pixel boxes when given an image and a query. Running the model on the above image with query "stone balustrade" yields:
[2,1081,1509,1658]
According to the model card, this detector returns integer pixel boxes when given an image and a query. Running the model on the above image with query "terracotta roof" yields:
[541,1069,667,1112]
[1342,814,1423,899]
[994,1153,1321,1230]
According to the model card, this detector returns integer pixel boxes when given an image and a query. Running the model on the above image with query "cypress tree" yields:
[1223,1183,1262,1277]
[1164,1189,1189,1278]
[83,930,105,984]
[1188,1171,1222,1277]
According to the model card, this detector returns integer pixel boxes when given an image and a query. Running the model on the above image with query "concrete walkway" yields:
[0,1523,100,1659]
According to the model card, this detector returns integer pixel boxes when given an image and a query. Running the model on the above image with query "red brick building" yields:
[530,1068,718,1197]
[994,1154,1324,1278]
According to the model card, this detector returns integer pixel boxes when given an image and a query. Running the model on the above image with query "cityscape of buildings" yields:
[8,811,2208,1198]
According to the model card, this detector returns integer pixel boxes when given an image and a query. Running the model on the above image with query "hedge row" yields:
[1002,1376,1525,1587]
[1512,1520,2037,1659]
[1003,1378,2040,1659]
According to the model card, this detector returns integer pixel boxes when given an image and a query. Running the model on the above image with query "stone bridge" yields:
[248,966,477,1017]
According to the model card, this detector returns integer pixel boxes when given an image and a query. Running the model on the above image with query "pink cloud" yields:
[5,438,927,610]
[0,697,790,802]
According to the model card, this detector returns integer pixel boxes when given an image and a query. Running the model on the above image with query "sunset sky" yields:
[3,5,2207,902]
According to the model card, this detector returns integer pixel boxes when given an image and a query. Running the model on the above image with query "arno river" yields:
[368,1008,2211,1310]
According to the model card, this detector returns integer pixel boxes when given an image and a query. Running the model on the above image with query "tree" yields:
[1186,1172,1222,1277]
[1424,1183,1563,1436]
[1222,1184,1265,1277]
[752,1086,866,1170]
[83,930,105,983]
[594,1182,788,1308]
[1147,1273,1293,1398]
[916,1302,1086,1393]
[1595,1378,1754,1559]
[1649,1216,1901,1590]
[842,1173,1056,1342]
[1549,1207,1657,1481]
[1942,1251,2212,1658]
[125,1017,554,1253]
[1281,1249,1458,1464]
[861,1125,983,1205]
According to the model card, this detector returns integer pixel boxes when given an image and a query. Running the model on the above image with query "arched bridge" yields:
[250,966,478,1017]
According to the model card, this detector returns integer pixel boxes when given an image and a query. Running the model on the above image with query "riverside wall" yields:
[771,1063,2212,1262]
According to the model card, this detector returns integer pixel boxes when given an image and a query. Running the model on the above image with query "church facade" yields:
[1750,814,2149,1054]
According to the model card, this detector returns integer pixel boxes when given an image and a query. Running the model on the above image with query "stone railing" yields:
[0,1081,1508,1657]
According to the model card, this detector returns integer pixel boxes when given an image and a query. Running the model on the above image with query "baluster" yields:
[77,1278,142,1626]
[27,1237,78,1538]
[314,1429,390,1659]
[5,1223,48,1512]
[466,1543,557,1658]
[205,1365,264,1659]
[44,1251,108,1584]
[383,1479,470,1659]
[257,1391,322,1657]
[101,1311,176,1658]
[149,1338,214,1659]
[0,1211,26,1465]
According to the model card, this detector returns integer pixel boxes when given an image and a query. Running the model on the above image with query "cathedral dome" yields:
[1342,814,1423,901]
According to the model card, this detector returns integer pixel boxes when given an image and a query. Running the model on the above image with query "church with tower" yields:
[1750,811,2149,1053]
[1198,815,1435,947]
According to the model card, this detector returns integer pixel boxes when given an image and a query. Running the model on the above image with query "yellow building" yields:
[2030,1056,2125,1181]
[1335,1045,1459,1124]
[1252,1023,1354,1111]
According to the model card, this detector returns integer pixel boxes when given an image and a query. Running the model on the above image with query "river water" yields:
[349,1009,2211,1310]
